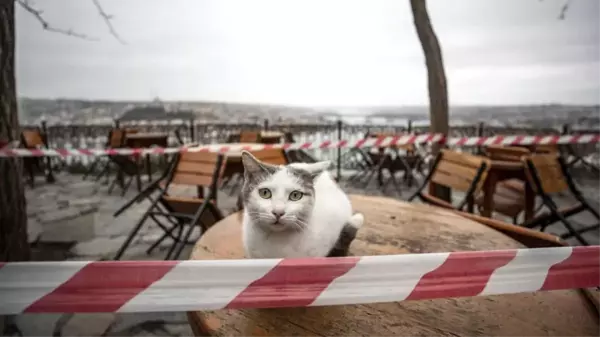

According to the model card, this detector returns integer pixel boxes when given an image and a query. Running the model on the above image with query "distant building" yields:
[118,104,195,122]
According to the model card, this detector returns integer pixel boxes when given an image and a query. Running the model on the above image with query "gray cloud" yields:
[16,0,600,105]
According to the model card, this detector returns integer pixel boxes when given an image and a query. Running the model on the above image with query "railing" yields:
[18,119,599,172]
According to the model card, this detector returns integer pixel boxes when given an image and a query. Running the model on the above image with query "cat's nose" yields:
[272,210,285,219]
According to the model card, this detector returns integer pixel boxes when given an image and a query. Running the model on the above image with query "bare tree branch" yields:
[558,0,572,20]
[91,0,126,44]
[539,0,573,20]
[16,0,99,41]
[16,0,125,43]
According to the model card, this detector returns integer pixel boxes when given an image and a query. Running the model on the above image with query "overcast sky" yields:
[15,0,600,106]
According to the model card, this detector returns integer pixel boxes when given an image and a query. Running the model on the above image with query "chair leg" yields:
[164,224,184,260]
[121,176,134,197]
[82,158,101,180]
[549,204,589,245]
[171,223,197,260]
[113,210,152,260]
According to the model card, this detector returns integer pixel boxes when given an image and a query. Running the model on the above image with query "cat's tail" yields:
[348,212,364,230]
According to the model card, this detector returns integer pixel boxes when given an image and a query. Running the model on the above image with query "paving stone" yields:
[72,236,126,257]
[27,219,43,243]
[40,213,96,243]
[60,313,117,337]
[38,208,82,224]
[14,313,64,337]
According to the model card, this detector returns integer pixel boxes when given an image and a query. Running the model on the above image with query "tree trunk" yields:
[409,0,451,202]
[0,0,30,262]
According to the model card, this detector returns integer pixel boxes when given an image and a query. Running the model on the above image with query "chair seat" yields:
[162,195,214,212]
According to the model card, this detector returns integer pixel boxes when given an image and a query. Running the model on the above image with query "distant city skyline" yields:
[16,0,600,106]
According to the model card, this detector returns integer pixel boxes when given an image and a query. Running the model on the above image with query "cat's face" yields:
[240,151,330,233]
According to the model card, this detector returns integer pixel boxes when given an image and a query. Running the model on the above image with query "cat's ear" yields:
[302,160,332,178]
[241,151,278,176]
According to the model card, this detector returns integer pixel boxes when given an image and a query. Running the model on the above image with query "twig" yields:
[16,0,125,43]
[558,0,572,20]
[16,0,99,41]
[91,0,126,44]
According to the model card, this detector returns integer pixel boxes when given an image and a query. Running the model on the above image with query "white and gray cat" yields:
[240,151,364,258]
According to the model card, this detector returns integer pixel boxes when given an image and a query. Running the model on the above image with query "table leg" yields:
[524,181,535,221]
[45,157,55,183]
[146,154,152,182]
[482,172,498,218]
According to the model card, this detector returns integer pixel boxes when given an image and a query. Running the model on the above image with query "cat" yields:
[239,150,364,258]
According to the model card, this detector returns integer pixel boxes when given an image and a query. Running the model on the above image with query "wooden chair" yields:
[239,131,260,143]
[102,129,144,196]
[113,151,225,260]
[83,128,138,181]
[20,128,54,186]
[408,149,491,211]
[475,145,531,223]
[521,153,599,245]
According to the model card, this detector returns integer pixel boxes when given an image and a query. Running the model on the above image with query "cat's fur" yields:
[240,151,364,258]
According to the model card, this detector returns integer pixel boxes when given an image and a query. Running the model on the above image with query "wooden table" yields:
[260,131,284,144]
[125,132,169,181]
[480,160,536,221]
[211,143,263,192]
[187,195,597,336]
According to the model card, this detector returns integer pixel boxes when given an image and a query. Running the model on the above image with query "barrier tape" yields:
[0,133,598,158]
[0,246,597,314]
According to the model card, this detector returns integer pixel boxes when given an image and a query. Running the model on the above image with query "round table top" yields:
[187,195,598,336]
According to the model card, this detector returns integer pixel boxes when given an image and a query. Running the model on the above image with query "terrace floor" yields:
[10,169,600,336]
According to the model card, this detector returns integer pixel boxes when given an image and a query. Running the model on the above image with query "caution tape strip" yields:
[0,134,598,157]
[0,246,597,314]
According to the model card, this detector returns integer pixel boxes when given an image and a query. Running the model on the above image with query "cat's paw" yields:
[349,212,364,229]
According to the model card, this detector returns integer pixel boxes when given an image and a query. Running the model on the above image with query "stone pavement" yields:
[10,169,600,336]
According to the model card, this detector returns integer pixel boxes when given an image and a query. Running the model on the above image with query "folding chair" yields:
[83,128,136,181]
[21,128,54,186]
[100,129,144,196]
[113,151,225,260]
[408,149,491,211]
[521,153,599,245]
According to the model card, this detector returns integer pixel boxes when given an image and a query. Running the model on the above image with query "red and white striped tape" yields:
[0,246,597,314]
[0,134,598,158]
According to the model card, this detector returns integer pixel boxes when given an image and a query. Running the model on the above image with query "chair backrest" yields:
[246,148,289,165]
[239,131,260,143]
[108,128,139,148]
[170,151,225,189]
[522,153,569,195]
[430,149,490,194]
[21,129,45,148]
[485,145,530,162]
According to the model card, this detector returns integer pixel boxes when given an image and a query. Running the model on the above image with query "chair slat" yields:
[440,149,485,169]
[176,162,218,176]
[525,154,569,194]
[179,151,221,164]
[431,170,473,192]
[171,172,214,186]
[22,130,45,148]
[435,160,480,182]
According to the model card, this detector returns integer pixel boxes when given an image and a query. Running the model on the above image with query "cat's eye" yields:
[288,190,304,201]
[258,188,272,199]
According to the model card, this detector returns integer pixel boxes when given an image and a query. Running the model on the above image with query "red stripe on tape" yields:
[30,149,44,156]
[405,250,517,301]
[568,134,582,144]
[510,135,525,145]
[320,140,331,149]
[25,261,178,313]
[541,246,600,291]
[226,257,360,309]
[354,138,367,148]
